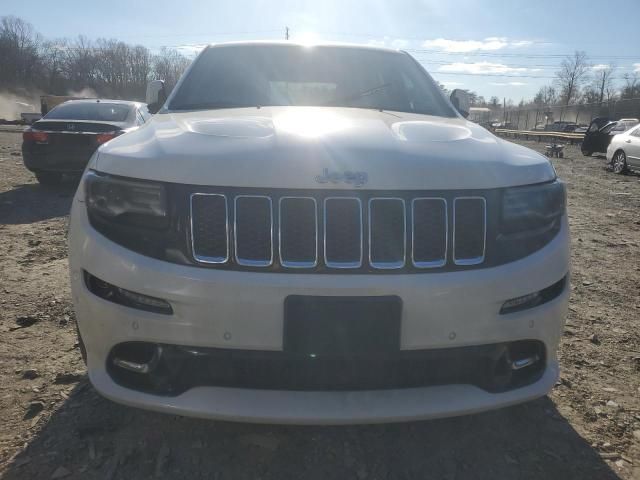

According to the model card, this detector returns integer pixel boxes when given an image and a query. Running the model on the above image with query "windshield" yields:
[168,45,455,117]
[45,102,131,122]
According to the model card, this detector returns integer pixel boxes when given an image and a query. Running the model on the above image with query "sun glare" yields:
[295,31,321,46]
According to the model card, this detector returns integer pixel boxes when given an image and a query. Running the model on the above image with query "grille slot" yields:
[412,198,447,268]
[279,197,318,268]
[234,196,273,266]
[453,197,486,265]
[324,197,363,268]
[190,193,229,263]
[368,198,406,269]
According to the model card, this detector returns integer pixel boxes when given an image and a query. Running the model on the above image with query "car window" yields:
[136,109,145,125]
[169,45,456,117]
[44,103,131,122]
[631,126,640,137]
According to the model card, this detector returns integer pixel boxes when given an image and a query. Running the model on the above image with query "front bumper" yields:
[69,199,570,424]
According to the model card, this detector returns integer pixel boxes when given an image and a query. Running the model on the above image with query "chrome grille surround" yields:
[453,196,487,266]
[189,193,229,264]
[233,195,273,267]
[278,196,318,268]
[411,197,447,268]
[190,191,489,272]
[323,197,363,269]
[368,197,406,270]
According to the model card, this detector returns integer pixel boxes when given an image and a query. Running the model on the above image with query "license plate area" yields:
[284,295,402,356]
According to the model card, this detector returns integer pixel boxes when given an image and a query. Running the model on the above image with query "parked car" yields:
[581,117,639,156]
[606,124,640,173]
[22,99,150,185]
[68,42,569,424]
[544,121,577,132]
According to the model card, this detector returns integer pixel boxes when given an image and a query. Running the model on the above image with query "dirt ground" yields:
[0,129,638,480]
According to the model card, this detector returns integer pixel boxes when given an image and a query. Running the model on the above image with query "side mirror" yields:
[146,80,167,114]
[450,89,471,118]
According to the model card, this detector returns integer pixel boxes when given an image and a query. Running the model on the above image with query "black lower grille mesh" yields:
[108,341,546,395]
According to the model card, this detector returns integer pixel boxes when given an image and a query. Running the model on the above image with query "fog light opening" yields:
[84,271,173,315]
[112,343,162,374]
[483,341,546,392]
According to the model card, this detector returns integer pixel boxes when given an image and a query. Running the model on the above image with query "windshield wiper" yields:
[321,83,392,107]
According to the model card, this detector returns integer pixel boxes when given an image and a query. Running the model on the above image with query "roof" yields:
[204,40,404,54]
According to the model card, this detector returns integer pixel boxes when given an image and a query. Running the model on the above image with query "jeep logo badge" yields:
[315,168,368,187]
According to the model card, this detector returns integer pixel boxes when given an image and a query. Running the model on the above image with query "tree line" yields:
[446,51,640,111]
[0,15,191,102]
[530,51,639,108]
[4,14,639,112]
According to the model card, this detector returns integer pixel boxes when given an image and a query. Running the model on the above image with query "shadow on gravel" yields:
[2,382,620,480]
[0,180,78,224]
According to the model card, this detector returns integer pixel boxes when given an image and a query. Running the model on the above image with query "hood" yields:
[95,106,555,190]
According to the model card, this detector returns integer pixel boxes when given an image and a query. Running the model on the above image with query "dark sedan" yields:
[22,99,150,185]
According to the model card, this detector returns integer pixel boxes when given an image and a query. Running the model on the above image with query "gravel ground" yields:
[0,131,638,480]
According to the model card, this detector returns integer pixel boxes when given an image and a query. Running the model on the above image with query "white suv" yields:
[69,42,569,424]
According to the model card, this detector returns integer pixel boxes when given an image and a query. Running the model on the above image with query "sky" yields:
[6,0,640,101]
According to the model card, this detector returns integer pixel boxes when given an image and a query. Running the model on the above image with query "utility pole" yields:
[285,27,289,40]
[503,97,506,125]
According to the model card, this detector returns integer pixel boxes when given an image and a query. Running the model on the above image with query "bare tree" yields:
[0,16,41,89]
[555,51,590,106]
[129,45,151,98]
[152,48,191,91]
[39,39,68,93]
[621,73,640,100]
[592,64,615,104]
[63,36,98,91]
[533,86,558,106]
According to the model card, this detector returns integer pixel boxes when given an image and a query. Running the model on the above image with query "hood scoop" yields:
[185,117,274,138]
[392,120,472,143]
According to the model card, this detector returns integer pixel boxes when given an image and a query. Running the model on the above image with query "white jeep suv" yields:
[69,42,569,424]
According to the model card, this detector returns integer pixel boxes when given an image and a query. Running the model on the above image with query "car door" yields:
[584,120,611,153]
[626,126,640,167]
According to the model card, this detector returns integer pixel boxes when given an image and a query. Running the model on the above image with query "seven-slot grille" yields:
[190,192,486,272]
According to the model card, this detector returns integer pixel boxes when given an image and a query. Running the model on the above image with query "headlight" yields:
[501,181,565,235]
[85,171,167,224]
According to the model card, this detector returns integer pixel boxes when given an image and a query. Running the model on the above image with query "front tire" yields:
[612,151,628,174]
[35,171,63,186]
